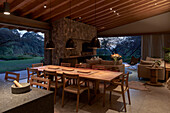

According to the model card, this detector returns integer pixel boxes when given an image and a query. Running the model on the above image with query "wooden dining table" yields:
[32,65,123,104]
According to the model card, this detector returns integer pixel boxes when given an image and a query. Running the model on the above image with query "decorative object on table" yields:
[152,60,161,68]
[111,53,122,62]
[11,81,30,94]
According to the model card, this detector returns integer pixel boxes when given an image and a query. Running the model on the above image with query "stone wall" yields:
[44,18,97,65]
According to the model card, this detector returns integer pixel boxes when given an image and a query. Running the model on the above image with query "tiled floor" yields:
[1,67,170,113]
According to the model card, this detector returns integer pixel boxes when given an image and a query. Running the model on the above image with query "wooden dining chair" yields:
[44,70,63,104]
[61,62,71,67]
[92,65,105,70]
[5,71,20,82]
[103,72,131,112]
[62,72,90,112]
[30,76,50,90]
[75,64,87,68]
[27,68,40,83]
[32,63,43,67]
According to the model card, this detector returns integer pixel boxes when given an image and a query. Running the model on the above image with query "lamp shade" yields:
[66,38,75,49]
[46,40,55,49]
[4,2,10,15]
[90,37,100,48]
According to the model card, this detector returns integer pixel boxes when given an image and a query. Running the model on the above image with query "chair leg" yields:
[88,88,90,104]
[109,91,112,103]
[62,90,65,107]
[127,89,131,105]
[76,94,80,112]
[103,89,105,107]
[122,93,127,112]
[54,87,57,104]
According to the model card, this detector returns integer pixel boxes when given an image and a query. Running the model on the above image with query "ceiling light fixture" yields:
[113,10,116,13]
[90,0,100,48]
[78,17,82,19]
[44,4,47,8]
[3,0,10,15]
[66,0,75,49]
[110,8,113,10]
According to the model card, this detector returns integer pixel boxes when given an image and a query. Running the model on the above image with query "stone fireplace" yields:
[44,18,97,65]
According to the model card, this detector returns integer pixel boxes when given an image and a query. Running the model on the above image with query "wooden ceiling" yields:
[0,0,169,32]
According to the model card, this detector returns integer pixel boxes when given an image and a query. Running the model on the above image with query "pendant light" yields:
[66,0,75,49]
[90,0,100,48]
[46,0,55,49]
[4,0,10,15]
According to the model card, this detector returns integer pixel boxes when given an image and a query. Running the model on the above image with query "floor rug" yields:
[128,81,149,91]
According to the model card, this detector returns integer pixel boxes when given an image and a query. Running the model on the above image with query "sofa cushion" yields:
[86,59,101,65]
[140,60,154,65]
[100,59,122,65]
[101,60,114,65]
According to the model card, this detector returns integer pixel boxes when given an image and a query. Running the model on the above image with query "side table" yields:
[146,67,163,86]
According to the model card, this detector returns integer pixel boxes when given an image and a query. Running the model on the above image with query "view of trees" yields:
[0,28,44,59]
[97,36,141,62]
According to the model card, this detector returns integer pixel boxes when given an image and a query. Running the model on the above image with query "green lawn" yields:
[0,57,43,73]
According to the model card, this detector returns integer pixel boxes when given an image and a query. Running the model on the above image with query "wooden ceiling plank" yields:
[76,0,134,22]
[51,0,105,22]
[97,3,170,31]
[40,0,89,21]
[88,0,168,26]
[70,0,119,20]
[31,0,70,19]
[98,8,170,32]
[82,0,147,23]
[20,0,47,16]
[0,13,50,30]
[10,0,32,12]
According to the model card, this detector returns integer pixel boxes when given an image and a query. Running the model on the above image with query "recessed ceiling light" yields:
[79,17,82,19]
[110,8,113,10]
[154,3,157,5]
[44,4,47,8]
[113,10,116,13]
[117,13,120,16]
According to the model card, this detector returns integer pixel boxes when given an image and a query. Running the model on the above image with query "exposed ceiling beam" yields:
[31,0,70,19]
[0,13,50,30]
[51,0,104,22]
[40,0,89,21]
[20,0,47,16]
[10,0,32,12]
[98,5,170,32]
[95,1,169,28]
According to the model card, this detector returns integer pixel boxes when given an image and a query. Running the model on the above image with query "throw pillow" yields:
[140,60,154,65]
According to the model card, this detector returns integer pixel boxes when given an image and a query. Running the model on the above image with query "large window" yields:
[97,36,141,62]
[0,28,44,73]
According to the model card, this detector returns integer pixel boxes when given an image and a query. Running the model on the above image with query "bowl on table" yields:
[11,83,30,94]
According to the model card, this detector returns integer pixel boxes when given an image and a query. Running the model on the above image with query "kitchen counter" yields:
[0,80,54,113]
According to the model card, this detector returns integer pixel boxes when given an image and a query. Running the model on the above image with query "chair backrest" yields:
[5,71,20,82]
[130,56,140,65]
[61,63,71,67]
[63,72,80,91]
[75,64,87,68]
[121,72,129,89]
[43,70,57,79]
[92,65,105,70]
[30,76,50,90]
[32,63,43,67]
[27,68,40,83]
